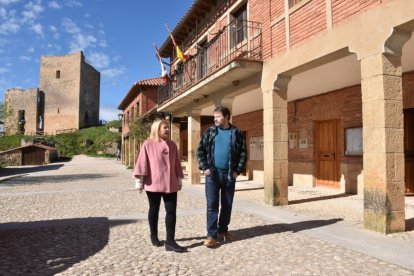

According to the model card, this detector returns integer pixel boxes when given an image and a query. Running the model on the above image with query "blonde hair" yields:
[149,119,169,141]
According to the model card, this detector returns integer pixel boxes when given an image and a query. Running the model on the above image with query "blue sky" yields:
[0,0,193,121]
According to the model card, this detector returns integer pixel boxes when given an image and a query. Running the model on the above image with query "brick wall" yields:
[289,0,327,47]
[232,109,264,178]
[332,0,381,25]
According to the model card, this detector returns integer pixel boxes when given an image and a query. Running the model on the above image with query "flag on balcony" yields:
[165,23,188,62]
[153,43,169,84]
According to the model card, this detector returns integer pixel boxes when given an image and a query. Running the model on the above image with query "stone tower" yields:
[4,51,100,135]
[39,51,100,134]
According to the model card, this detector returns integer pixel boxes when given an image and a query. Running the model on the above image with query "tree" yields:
[129,111,168,145]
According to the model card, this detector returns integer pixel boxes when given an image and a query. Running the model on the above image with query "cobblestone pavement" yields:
[0,155,413,275]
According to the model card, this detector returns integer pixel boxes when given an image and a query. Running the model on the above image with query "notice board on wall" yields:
[345,127,363,156]
[250,136,263,160]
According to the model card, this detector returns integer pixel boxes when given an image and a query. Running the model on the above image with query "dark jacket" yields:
[197,124,247,180]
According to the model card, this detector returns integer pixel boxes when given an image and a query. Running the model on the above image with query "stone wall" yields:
[3,51,100,135]
[79,60,100,128]
[0,152,22,166]
[4,88,39,135]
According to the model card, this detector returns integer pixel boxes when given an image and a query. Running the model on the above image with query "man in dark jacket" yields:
[197,106,247,247]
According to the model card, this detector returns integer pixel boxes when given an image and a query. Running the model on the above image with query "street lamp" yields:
[118,113,124,121]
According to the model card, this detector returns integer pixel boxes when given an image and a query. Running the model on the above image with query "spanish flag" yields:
[166,23,188,62]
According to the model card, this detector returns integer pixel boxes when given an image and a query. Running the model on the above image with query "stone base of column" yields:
[264,179,289,206]
[364,209,405,234]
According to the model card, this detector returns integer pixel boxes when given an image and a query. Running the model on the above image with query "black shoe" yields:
[150,235,161,247]
[165,240,186,252]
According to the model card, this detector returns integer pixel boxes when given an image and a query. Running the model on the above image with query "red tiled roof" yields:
[135,77,164,86]
[0,144,57,155]
[117,77,163,110]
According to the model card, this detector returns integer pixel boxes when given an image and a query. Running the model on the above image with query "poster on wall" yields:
[250,136,264,160]
[345,127,363,156]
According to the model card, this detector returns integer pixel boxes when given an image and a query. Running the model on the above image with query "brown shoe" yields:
[217,232,234,242]
[203,237,217,248]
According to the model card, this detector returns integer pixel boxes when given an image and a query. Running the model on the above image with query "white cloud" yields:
[84,13,90,18]
[0,17,19,34]
[69,33,97,52]
[99,106,120,121]
[31,23,43,36]
[22,1,44,23]
[19,55,31,61]
[27,47,34,52]
[48,1,61,9]
[101,67,126,79]
[89,52,110,69]
[62,18,80,34]
[99,39,107,48]
[49,25,57,32]
[0,67,10,73]
[0,0,19,5]
[65,0,81,7]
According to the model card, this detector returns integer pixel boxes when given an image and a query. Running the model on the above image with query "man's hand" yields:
[203,169,211,176]
[232,171,239,179]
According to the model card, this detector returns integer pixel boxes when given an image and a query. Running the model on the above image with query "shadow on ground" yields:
[1,174,114,185]
[288,193,353,205]
[0,164,64,178]
[406,217,414,231]
[180,218,343,249]
[0,217,136,275]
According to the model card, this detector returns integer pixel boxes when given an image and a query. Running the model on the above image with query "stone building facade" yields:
[154,0,414,233]
[4,51,100,135]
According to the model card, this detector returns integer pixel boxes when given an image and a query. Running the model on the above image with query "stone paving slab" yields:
[0,155,413,275]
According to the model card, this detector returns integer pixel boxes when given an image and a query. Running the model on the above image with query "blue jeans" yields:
[205,168,236,239]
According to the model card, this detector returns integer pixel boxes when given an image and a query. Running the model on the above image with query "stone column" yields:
[187,110,201,185]
[171,118,181,156]
[262,76,290,205]
[361,53,405,233]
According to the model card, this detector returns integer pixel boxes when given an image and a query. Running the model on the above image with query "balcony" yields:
[158,20,262,107]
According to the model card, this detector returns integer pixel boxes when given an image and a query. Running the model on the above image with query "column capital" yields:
[384,28,412,56]
[186,108,201,117]
[273,75,292,92]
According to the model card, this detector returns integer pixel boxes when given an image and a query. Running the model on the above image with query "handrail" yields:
[158,20,262,105]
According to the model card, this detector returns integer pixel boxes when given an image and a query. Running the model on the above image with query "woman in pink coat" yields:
[133,119,185,252]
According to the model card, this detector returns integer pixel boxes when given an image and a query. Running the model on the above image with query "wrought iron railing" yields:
[158,20,262,105]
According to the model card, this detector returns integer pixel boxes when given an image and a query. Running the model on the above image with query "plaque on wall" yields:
[250,136,264,160]
[345,127,363,156]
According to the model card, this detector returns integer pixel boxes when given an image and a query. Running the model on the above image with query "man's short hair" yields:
[214,106,231,120]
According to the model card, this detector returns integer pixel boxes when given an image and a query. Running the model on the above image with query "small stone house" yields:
[0,144,58,166]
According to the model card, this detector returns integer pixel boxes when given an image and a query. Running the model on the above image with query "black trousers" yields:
[146,191,177,241]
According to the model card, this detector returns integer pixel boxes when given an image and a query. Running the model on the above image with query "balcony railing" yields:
[158,20,262,105]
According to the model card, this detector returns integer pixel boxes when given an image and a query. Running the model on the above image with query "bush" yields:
[0,123,121,158]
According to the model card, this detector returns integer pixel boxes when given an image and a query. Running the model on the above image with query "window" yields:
[230,4,247,47]
[56,70,60,79]
[197,38,208,80]
[289,0,305,8]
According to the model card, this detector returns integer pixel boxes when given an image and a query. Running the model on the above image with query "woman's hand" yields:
[178,177,183,191]
[135,177,144,193]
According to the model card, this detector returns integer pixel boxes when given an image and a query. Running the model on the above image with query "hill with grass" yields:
[0,120,122,159]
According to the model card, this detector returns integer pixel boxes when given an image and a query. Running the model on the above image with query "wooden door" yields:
[316,120,339,188]
[404,108,414,195]
[23,148,44,165]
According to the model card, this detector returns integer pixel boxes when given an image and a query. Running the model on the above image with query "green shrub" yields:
[0,120,121,158]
